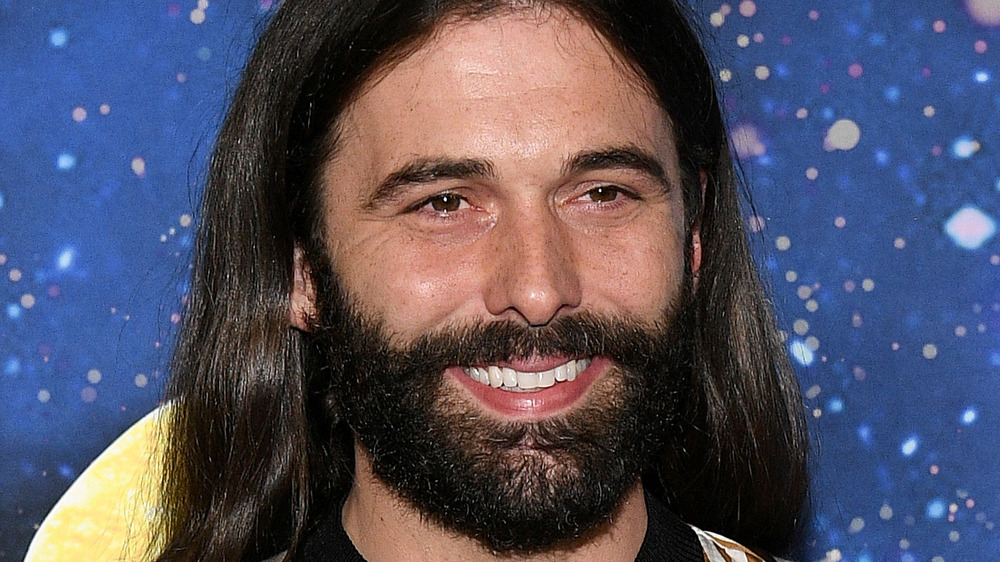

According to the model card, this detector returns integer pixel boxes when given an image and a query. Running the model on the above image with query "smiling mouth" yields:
[462,358,592,392]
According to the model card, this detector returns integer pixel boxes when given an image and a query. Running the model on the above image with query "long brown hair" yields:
[156,1,809,559]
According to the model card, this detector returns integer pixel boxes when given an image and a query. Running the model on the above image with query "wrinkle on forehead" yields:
[355,5,655,112]
[323,3,681,212]
[320,4,674,188]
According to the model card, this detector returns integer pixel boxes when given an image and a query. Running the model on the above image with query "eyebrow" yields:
[365,158,497,210]
[363,145,670,210]
[561,146,671,191]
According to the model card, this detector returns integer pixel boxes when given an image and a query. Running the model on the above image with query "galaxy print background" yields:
[2,1,999,560]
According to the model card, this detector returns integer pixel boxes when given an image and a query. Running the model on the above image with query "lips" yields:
[450,356,607,418]
[462,358,592,391]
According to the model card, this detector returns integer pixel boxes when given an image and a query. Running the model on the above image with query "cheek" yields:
[575,219,685,316]
[590,245,682,314]
[332,230,488,334]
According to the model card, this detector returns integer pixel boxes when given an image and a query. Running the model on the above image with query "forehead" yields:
[375,8,652,102]
[329,7,677,189]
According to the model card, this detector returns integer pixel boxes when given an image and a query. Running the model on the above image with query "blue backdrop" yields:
[2,1,998,560]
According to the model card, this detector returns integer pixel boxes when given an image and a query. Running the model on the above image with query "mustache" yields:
[313,304,693,380]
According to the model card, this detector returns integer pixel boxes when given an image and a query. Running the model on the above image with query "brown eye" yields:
[428,193,464,213]
[587,186,621,203]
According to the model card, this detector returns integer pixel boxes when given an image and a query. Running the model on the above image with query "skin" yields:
[292,8,702,561]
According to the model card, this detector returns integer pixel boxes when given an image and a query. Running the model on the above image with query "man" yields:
[156,1,808,560]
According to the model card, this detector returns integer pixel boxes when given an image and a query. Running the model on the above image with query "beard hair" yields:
[308,262,695,555]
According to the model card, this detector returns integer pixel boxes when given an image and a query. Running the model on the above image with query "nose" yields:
[483,204,582,326]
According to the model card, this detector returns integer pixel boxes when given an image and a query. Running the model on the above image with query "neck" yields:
[342,444,648,562]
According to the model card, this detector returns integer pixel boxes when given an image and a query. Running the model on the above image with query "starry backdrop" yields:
[2,1,998,560]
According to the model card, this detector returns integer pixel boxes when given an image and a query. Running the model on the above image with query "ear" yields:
[290,245,318,331]
[690,171,707,281]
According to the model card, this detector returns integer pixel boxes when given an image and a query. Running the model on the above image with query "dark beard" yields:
[309,264,695,555]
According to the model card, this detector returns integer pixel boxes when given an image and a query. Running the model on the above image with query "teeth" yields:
[538,368,555,388]
[517,370,539,389]
[502,367,518,387]
[463,358,591,392]
[488,366,503,388]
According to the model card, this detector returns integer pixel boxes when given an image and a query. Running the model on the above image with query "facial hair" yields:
[309,264,695,555]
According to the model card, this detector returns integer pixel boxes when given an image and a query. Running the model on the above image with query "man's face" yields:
[298,7,699,555]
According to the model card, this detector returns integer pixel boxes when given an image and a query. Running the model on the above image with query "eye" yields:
[421,193,467,214]
[584,185,630,203]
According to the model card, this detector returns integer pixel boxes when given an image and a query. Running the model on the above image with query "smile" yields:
[462,358,592,392]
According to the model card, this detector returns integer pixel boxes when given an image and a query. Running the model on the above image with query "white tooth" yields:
[564,362,576,381]
[517,370,539,389]
[554,363,568,382]
[488,366,503,388]
[538,368,555,388]
[476,367,491,385]
[502,367,518,388]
